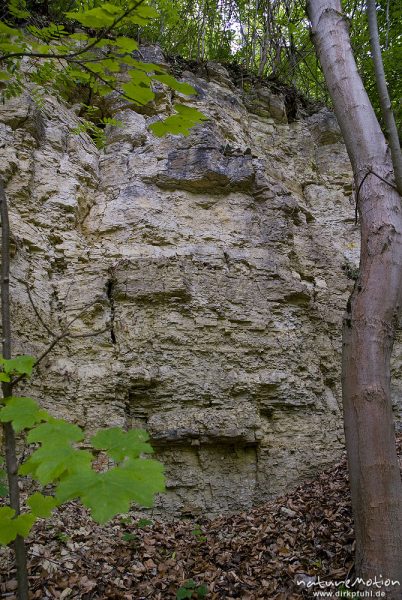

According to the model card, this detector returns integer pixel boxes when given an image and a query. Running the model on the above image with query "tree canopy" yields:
[1,0,400,133]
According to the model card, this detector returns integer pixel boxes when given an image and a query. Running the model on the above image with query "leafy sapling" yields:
[176,579,208,600]
[191,524,207,543]
[0,355,165,544]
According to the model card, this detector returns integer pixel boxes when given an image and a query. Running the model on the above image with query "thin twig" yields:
[0,0,146,63]
[15,277,55,337]
[354,168,398,224]
[11,298,104,386]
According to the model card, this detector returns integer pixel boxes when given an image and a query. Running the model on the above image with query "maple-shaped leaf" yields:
[56,458,164,524]
[20,445,92,485]
[0,397,50,433]
[27,420,84,445]
[27,492,58,518]
[151,74,196,95]
[0,355,36,377]
[91,427,153,461]
[120,458,165,507]
[150,104,207,137]
[0,507,35,545]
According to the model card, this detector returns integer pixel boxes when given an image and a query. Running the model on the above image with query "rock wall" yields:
[1,55,400,516]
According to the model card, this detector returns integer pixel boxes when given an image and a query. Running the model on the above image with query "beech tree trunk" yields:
[307,0,402,595]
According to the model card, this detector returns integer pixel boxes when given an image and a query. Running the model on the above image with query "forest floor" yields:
[1,436,401,600]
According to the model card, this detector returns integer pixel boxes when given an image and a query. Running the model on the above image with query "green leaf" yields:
[174,104,206,119]
[65,4,122,29]
[176,580,196,600]
[0,372,11,381]
[120,458,165,507]
[0,507,35,545]
[197,583,208,598]
[0,42,24,53]
[55,467,97,503]
[152,74,196,95]
[7,0,30,18]
[119,56,165,73]
[91,427,153,461]
[20,445,93,485]
[127,3,159,25]
[56,468,131,523]
[0,355,35,377]
[122,532,138,542]
[114,36,138,52]
[56,457,164,524]
[27,492,58,518]
[0,22,21,37]
[150,115,197,136]
[121,80,154,105]
[100,58,121,73]
[27,419,84,445]
[0,397,50,433]
[137,517,153,528]
[0,507,18,545]
[14,513,36,538]
[149,104,207,137]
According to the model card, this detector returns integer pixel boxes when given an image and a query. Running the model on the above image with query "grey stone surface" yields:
[1,65,400,517]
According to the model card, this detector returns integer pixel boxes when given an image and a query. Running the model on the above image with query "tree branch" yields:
[0,0,146,63]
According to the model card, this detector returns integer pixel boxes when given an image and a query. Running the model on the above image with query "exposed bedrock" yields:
[1,55,401,517]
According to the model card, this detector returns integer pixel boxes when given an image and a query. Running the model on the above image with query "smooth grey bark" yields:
[307,0,402,595]
[367,0,402,195]
[0,181,29,600]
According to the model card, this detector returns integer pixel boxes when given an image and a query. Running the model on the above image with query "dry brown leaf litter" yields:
[1,438,401,600]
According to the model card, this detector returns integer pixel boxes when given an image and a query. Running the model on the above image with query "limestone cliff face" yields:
[1,57,400,516]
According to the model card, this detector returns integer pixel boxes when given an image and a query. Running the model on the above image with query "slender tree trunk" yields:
[0,181,29,599]
[367,0,402,195]
[308,0,402,596]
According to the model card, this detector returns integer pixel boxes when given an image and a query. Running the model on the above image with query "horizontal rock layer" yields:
[1,56,401,517]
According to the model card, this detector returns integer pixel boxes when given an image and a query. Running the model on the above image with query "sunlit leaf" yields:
[0,355,35,376]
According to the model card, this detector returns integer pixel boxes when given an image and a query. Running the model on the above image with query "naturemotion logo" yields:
[296,575,400,598]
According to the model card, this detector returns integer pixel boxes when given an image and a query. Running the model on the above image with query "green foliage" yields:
[0,396,49,432]
[135,0,401,131]
[176,580,208,600]
[71,116,122,149]
[27,492,58,518]
[7,0,30,19]
[0,0,206,140]
[122,532,138,542]
[191,524,207,543]
[150,104,208,137]
[0,357,165,544]
[91,427,153,461]
[55,457,164,523]
[0,507,35,545]
[0,355,35,377]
